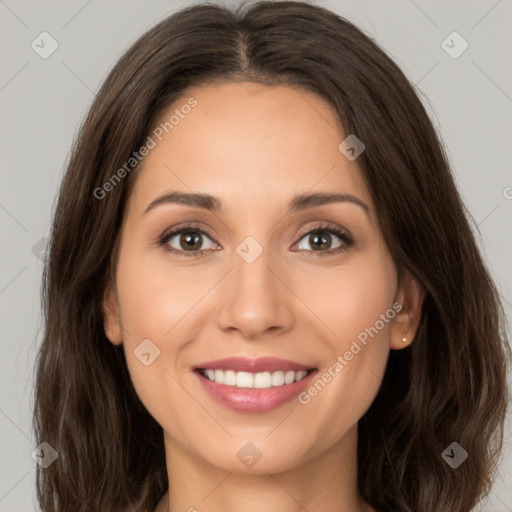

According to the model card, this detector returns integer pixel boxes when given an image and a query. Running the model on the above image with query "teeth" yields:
[236,371,253,388]
[214,369,224,384]
[224,370,236,386]
[201,369,309,388]
[254,371,271,389]
[271,371,285,386]
[284,370,296,385]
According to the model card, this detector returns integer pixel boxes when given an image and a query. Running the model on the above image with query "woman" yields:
[33,1,510,511]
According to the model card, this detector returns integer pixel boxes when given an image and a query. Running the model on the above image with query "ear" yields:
[390,269,425,350]
[101,278,123,346]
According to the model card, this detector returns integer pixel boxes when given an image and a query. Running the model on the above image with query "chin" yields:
[196,437,317,475]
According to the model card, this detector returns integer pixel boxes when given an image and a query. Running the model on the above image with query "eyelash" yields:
[157,222,354,257]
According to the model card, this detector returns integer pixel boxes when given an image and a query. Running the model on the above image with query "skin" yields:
[102,81,424,512]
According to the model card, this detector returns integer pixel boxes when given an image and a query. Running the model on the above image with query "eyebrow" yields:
[143,190,370,217]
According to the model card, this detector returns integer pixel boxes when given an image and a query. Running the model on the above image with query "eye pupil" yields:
[310,233,331,250]
[181,232,202,251]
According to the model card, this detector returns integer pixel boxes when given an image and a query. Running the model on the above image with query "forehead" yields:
[127,81,372,216]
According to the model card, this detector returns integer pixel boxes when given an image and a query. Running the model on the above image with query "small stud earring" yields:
[402,332,407,343]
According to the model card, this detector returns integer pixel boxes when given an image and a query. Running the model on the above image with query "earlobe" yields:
[390,270,425,350]
[101,279,123,346]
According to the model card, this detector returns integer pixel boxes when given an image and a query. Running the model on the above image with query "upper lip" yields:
[194,357,316,373]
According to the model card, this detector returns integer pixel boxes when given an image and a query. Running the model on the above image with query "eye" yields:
[158,224,218,256]
[294,222,354,255]
[157,221,353,257]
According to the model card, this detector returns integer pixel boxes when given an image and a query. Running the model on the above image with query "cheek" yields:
[113,247,192,418]
[294,253,396,431]
[328,260,396,381]
[115,241,204,342]
[295,253,397,346]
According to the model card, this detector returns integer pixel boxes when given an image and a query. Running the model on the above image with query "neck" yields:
[156,424,375,512]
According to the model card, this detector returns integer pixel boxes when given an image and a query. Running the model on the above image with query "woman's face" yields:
[103,81,417,474]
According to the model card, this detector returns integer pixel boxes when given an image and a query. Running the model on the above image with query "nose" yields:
[215,245,294,340]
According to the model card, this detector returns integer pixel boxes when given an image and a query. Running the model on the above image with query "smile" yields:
[198,368,310,388]
[193,357,318,413]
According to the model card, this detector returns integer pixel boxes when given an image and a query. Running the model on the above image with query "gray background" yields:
[1,0,511,510]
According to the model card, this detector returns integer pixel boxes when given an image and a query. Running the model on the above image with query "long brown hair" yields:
[33,1,510,511]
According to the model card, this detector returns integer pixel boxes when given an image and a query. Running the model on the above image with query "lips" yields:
[193,356,318,413]
[194,356,314,373]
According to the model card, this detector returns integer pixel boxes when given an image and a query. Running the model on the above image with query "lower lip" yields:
[195,370,317,413]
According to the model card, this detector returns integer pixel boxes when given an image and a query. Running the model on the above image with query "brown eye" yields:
[159,225,218,255]
[301,232,336,251]
[294,224,354,255]
[176,231,204,251]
